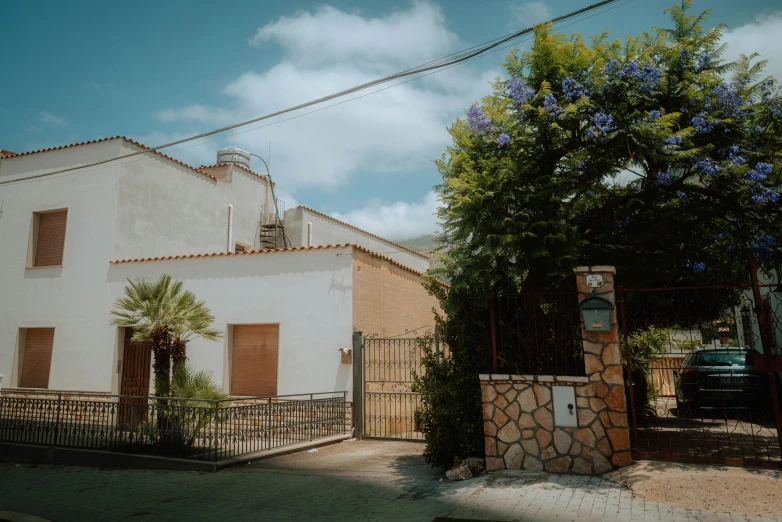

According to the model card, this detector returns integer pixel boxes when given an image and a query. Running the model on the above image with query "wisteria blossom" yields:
[467,104,492,132]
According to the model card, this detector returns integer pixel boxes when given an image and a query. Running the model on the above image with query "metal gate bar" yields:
[619,276,782,468]
[362,336,424,441]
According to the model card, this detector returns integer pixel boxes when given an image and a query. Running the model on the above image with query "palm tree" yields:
[110,274,222,397]
[111,275,177,396]
[169,291,223,377]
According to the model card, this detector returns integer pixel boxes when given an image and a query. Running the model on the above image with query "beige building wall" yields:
[352,250,439,338]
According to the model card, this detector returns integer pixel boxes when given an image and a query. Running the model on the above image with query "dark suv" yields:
[674,347,769,414]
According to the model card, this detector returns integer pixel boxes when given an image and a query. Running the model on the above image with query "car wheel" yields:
[677,399,699,418]
[676,399,687,417]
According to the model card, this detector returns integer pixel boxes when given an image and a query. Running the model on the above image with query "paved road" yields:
[0,440,779,521]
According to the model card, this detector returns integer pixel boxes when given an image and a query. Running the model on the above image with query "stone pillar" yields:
[478,266,632,474]
[573,266,632,470]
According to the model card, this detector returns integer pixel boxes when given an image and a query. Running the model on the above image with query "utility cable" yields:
[0,0,623,187]
[161,0,635,159]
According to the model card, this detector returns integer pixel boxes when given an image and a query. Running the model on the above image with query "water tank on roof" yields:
[216,146,251,168]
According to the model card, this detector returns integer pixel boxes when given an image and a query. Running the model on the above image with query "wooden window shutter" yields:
[35,210,67,267]
[19,328,55,389]
[231,324,279,396]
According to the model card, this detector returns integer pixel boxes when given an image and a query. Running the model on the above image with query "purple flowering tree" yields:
[418,0,781,470]
[434,0,781,295]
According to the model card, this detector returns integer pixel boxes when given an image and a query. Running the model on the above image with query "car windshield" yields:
[697,351,749,367]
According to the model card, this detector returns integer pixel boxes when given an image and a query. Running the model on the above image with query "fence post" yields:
[352,331,363,439]
[309,394,314,442]
[749,259,782,457]
[266,397,272,451]
[213,400,220,462]
[54,393,62,446]
[342,391,347,435]
[750,259,775,355]
[618,289,639,458]
[129,399,135,444]
[490,297,498,373]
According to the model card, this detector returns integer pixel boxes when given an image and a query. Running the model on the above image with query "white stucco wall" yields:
[113,143,269,258]
[284,206,430,273]
[739,271,782,353]
[0,139,325,397]
[107,248,355,400]
[0,142,125,391]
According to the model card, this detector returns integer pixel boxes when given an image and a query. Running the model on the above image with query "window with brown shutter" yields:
[231,324,279,396]
[33,210,67,267]
[19,328,55,389]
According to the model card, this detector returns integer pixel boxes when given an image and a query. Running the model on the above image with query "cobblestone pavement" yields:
[0,441,779,521]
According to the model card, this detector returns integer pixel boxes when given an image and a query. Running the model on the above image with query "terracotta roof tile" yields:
[296,206,430,259]
[0,136,277,185]
[199,163,270,182]
[109,243,439,280]
[1,136,123,159]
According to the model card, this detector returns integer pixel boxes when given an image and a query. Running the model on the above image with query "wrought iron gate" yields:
[620,275,782,468]
[362,336,424,440]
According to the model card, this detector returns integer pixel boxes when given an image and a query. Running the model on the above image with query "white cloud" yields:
[249,3,458,71]
[38,111,66,126]
[721,12,782,83]
[510,1,553,26]
[330,190,440,241]
[152,2,496,190]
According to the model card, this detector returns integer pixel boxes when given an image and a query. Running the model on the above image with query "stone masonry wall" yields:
[480,266,632,474]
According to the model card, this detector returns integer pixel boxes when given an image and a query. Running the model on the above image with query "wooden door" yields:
[119,334,152,428]
[231,324,279,396]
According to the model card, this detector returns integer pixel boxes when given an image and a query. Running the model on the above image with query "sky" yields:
[1,0,781,241]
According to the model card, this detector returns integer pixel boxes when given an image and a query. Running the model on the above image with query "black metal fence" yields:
[490,292,585,376]
[619,284,782,467]
[0,390,347,461]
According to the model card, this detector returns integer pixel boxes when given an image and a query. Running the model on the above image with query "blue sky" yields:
[1,0,781,240]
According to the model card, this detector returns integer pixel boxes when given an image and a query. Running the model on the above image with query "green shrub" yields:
[412,334,484,469]
[623,326,668,420]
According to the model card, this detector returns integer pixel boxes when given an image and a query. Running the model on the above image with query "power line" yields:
[163,0,636,158]
[0,0,625,187]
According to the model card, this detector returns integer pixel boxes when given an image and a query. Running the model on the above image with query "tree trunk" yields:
[149,325,174,449]
[171,338,187,378]
[150,326,172,397]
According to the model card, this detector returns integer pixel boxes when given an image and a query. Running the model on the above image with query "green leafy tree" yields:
[421,1,782,466]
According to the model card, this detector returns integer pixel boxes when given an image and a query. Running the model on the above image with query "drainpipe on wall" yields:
[307,222,312,247]
[227,205,234,253]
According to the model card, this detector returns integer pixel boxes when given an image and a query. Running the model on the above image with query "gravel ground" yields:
[606,460,782,518]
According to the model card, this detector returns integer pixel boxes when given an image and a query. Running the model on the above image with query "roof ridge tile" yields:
[296,206,430,259]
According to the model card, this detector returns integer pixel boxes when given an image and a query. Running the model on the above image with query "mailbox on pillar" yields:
[579,296,612,332]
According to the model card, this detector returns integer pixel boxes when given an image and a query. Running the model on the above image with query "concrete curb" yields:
[0,434,350,472]
[0,510,54,522]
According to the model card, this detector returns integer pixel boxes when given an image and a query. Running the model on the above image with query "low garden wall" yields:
[480,266,632,474]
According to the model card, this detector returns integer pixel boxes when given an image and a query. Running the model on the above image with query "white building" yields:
[0,137,439,403]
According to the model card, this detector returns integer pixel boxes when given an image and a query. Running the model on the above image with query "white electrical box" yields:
[552,386,578,427]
